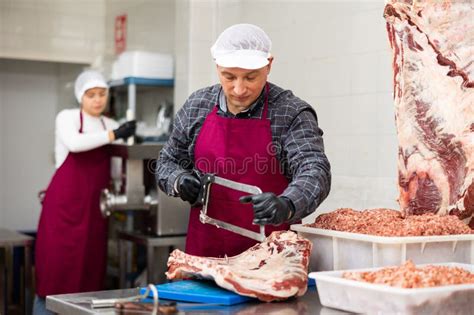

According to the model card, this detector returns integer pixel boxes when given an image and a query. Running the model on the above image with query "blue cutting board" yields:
[139,280,254,305]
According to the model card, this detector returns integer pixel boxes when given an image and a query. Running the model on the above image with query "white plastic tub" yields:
[309,263,474,315]
[291,224,474,271]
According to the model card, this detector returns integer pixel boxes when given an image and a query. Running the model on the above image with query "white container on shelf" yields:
[291,224,474,272]
[309,263,474,315]
[111,50,174,80]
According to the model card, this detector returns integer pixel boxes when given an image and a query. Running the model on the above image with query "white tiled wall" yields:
[176,0,399,222]
[104,0,175,57]
[0,0,106,64]
[174,0,191,113]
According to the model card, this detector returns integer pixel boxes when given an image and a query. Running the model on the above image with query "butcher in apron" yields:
[33,70,136,315]
[155,24,331,258]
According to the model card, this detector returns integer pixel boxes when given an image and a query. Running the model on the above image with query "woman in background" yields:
[33,70,136,315]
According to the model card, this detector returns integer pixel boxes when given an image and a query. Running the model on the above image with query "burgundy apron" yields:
[187,83,293,257]
[35,111,110,297]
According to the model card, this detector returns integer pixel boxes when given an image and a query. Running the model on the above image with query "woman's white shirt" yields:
[55,108,119,168]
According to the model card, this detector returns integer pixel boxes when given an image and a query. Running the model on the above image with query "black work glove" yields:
[240,192,295,225]
[176,172,201,205]
[113,120,136,140]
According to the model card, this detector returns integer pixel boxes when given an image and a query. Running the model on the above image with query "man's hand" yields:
[176,173,201,204]
[240,192,295,225]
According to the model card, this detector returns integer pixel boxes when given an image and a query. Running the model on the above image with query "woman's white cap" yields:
[74,70,108,103]
[210,24,272,70]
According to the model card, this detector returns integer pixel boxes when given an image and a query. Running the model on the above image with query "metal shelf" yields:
[108,77,174,87]
[107,77,174,128]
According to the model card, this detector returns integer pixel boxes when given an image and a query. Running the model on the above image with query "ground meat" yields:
[342,260,474,288]
[306,208,473,236]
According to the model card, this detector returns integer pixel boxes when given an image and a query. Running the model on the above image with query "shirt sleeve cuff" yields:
[280,187,307,224]
[168,169,186,197]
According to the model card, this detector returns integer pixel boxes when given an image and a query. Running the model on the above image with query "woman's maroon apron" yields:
[35,111,110,297]
[187,83,293,257]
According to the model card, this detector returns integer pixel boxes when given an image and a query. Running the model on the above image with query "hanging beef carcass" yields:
[166,231,312,302]
[384,0,474,227]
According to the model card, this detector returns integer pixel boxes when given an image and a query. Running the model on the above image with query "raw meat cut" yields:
[166,231,312,302]
[384,0,474,227]
[307,208,473,236]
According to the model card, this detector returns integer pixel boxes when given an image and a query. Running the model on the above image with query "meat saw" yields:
[196,173,266,242]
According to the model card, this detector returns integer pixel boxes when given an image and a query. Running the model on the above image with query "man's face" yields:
[81,87,108,117]
[217,60,272,113]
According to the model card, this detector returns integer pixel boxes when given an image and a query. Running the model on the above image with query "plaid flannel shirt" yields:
[155,82,331,222]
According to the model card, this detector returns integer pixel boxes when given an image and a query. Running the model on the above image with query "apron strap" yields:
[79,110,84,134]
[79,110,107,134]
[261,82,270,120]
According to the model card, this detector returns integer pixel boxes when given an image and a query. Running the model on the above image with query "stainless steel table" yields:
[118,232,186,287]
[46,286,350,314]
[0,228,34,315]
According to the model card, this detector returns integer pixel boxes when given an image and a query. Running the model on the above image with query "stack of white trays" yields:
[111,50,173,80]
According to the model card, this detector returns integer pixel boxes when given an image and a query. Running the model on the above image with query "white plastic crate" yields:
[291,224,474,272]
[310,263,474,315]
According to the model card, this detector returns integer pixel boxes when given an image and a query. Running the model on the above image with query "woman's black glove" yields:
[113,120,136,140]
[240,192,295,225]
[176,173,201,205]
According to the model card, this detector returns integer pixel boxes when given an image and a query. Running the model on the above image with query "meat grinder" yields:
[100,143,189,236]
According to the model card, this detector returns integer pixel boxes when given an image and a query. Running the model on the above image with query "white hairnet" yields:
[74,70,108,103]
[210,24,272,70]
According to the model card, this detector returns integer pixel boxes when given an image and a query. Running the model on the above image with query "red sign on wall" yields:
[115,14,127,55]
